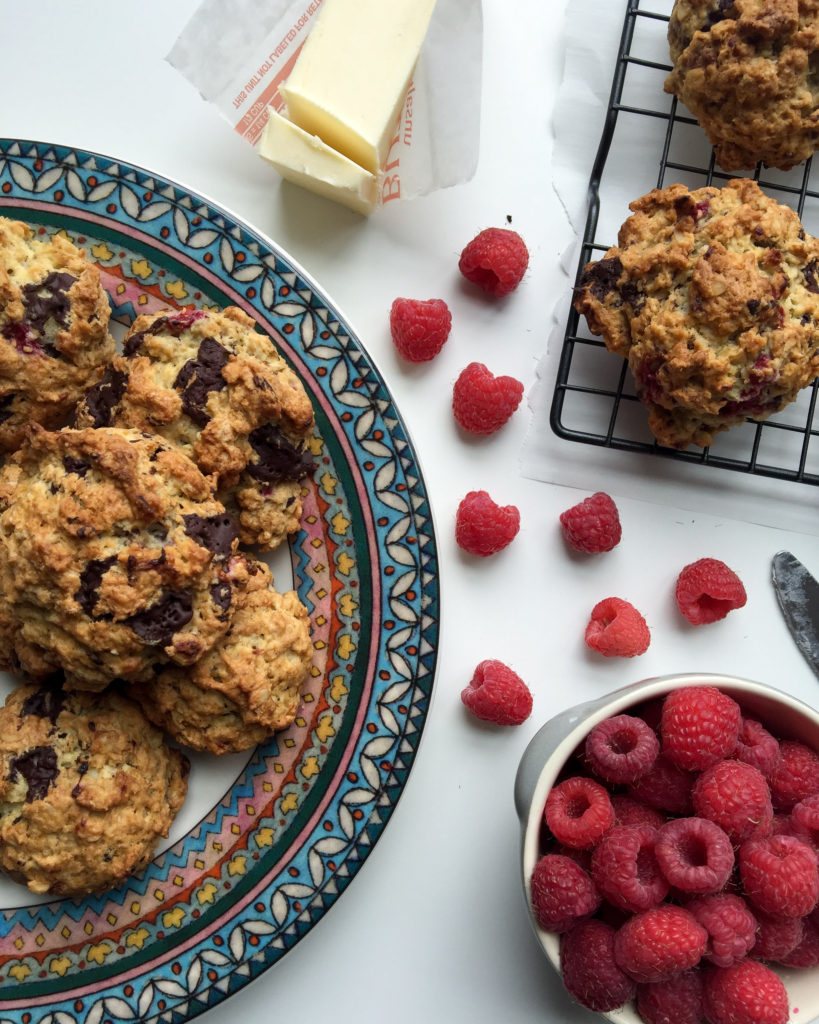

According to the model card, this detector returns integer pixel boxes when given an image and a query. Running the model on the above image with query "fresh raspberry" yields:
[458,227,529,298]
[636,970,704,1024]
[702,959,789,1024]
[739,834,819,918]
[544,776,615,850]
[584,713,659,784]
[388,297,452,362]
[750,907,805,962]
[792,792,819,847]
[734,717,781,776]
[692,759,773,844]
[590,824,669,912]
[460,659,532,726]
[779,913,819,967]
[559,491,622,553]
[451,362,524,435]
[675,557,747,625]
[454,490,519,556]
[655,816,735,894]
[614,904,708,982]
[560,918,637,1012]
[687,893,758,967]
[529,853,601,932]
[629,752,696,816]
[610,794,667,830]
[584,597,650,658]
[766,740,819,811]
[660,685,742,771]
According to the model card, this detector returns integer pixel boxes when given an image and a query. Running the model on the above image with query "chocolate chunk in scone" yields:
[574,178,819,448]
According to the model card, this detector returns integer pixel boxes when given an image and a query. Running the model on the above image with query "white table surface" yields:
[3,2,819,1023]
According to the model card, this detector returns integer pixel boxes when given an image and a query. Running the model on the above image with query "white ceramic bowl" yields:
[514,672,819,1024]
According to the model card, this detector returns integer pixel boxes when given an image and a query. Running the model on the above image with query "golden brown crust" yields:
[0,681,188,897]
[573,178,819,448]
[665,0,819,171]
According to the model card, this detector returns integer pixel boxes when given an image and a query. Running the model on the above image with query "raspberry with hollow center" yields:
[584,597,650,658]
[458,227,529,298]
[702,959,789,1024]
[529,853,600,932]
[675,557,747,625]
[584,713,659,784]
[692,758,773,844]
[687,892,757,967]
[559,491,622,553]
[460,659,532,726]
[544,776,615,850]
[388,297,452,362]
[455,490,520,557]
[766,739,819,811]
[739,833,819,918]
[590,824,669,913]
[654,816,735,894]
[560,918,637,1013]
[613,904,708,982]
[636,971,704,1024]
[451,361,524,435]
[660,685,742,771]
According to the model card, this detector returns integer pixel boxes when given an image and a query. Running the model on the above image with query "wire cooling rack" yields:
[552,0,819,486]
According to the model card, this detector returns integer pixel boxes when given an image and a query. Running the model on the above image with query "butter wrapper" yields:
[167,0,482,208]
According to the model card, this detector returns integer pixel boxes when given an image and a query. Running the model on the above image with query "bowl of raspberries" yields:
[514,674,819,1024]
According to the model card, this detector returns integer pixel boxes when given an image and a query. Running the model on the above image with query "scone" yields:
[573,177,819,448]
[0,680,188,897]
[132,556,313,754]
[0,425,244,690]
[74,305,316,550]
[665,0,819,171]
[0,216,115,454]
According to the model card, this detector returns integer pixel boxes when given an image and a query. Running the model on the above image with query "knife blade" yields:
[772,550,819,680]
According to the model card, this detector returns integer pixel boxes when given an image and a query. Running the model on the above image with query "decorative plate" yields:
[0,140,439,1024]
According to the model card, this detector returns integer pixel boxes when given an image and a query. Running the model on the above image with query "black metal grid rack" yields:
[552,0,819,486]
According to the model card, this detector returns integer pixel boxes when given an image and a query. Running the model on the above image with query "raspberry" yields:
[451,362,524,435]
[687,893,758,967]
[766,740,819,811]
[529,853,600,932]
[739,834,819,918]
[702,959,789,1024]
[458,227,529,298]
[614,904,708,982]
[734,717,780,776]
[544,776,615,850]
[584,597,650,658]
[584,713,659,784]
[388,297,452,362]
[454,490,519,557]
[792,792,819,846]
[636,970,704,1024]
[675,557,747,625]
[559,491,622,553]
[779,913,819,967]
[655,816,735,894]
[751,908,804,962]
[692,759,773,844]
[660,685,742,771]
[460,659,532,726]
[629,752,696,816]
[590,824,669,912]
[560,919,636,1012]
[610,794,667,830]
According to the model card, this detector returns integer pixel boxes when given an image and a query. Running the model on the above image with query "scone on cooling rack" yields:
[665,0,819,171]
[0,681,188,897]
[131,556,313,755]
[0,216,115,454]
[573,177,819,449]
[0,425,244,691]
[74,305,316,551]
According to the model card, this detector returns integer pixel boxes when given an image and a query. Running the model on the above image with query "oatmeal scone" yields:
[0,680,188,897]
[132,556,313,754]
[0,216,115,453]
[573,177,819,448]
[665,0,819,171]
[0,425,243,690]
[75,306,316,550]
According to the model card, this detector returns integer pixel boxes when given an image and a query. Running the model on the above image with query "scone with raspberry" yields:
[75,305,315,550]
[573,177,819,448]
[0,216,115,453]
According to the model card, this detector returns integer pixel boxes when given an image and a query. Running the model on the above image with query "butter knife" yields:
[772,550,819,680]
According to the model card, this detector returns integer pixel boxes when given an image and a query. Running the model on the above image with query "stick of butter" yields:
[280,0,438,176]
